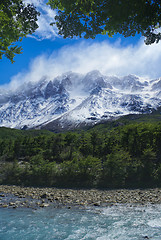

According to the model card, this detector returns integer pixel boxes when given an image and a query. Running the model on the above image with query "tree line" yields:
[1,122,161,189]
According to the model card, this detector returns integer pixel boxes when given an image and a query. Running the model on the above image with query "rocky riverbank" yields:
[0,185,161,209]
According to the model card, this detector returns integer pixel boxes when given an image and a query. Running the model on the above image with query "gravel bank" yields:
[0,185,161,209]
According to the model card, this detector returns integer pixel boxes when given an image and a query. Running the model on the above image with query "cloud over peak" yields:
[4,39,160,91]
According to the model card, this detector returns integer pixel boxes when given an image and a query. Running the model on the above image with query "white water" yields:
[0,204,161,239]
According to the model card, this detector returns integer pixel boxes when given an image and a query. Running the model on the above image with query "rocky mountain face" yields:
[0,70,161,131]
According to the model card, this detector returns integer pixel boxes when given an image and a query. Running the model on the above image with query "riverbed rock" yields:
[1,185,161,209]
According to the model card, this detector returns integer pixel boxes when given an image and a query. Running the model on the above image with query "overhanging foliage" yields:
[48,0,161,44]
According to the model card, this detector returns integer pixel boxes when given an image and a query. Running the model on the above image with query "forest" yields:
[1,118,161,189]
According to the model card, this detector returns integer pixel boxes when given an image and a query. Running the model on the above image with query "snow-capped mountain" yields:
[0,70,161,131]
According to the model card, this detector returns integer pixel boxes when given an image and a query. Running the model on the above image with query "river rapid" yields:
[1,204,161,239]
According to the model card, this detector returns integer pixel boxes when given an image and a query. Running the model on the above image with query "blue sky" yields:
[1,0,161,89]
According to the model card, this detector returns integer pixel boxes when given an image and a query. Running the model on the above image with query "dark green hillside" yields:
[1,115,161,189]
[90,110,161,133]
[0,127,53,140]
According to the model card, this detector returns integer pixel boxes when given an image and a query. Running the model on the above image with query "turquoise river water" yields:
[1,204,161,239]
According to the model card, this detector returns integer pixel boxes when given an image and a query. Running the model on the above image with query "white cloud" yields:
[23,0,58,39]
[5,39,161,90]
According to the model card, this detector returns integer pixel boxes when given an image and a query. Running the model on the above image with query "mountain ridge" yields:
[0,70,161,131]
